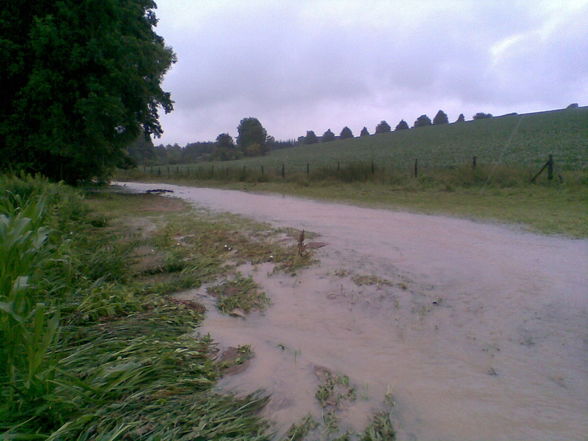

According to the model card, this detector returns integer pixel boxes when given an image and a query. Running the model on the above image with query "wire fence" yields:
[133,155,558,185]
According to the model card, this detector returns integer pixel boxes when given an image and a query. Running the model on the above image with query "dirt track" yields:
[120,182,588,441]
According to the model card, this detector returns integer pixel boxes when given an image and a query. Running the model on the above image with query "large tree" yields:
[473,112,493,120]
[304,131,319,144]
[433,110,449,125]
[216,133,235,149]
[395,120,409,130]
[213,133,240,161]
[236,117,268,156]
[339,127,354,139]
[127,132,156,166]
[413,114,432,128]
[360,127,370,137]
[321,129,336,142]
[0,0,175,183]
[375,121,391,134]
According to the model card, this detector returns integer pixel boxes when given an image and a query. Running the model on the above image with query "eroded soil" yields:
[119,182,588,441]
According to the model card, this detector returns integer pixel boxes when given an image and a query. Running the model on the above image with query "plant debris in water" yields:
[208,274,271,315]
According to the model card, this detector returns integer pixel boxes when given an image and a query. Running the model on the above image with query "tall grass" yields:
[0,176,63,430]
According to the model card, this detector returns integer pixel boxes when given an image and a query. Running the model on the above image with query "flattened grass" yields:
[1,178,272,440]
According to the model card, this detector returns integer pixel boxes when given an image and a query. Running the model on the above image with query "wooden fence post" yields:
[261,165,264,177]
[281,163,285,179]
[531,154,554,183]
[414,159,418,178]
[371,160,375,174]
[337,161,340,172]
[472,156,477,169]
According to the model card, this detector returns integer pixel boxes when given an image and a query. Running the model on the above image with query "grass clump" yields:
[360,413,396,441]
[315,370,356,409]
[283,415,319,441]
[208,275,270,315]
[351,274,393,287]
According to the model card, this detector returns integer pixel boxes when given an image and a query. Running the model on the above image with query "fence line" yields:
[137,155,556,183]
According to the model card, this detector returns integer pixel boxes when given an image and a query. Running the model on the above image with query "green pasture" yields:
[146,107,587,177]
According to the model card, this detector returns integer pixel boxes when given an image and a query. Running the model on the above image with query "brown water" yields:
[120,182,588,441]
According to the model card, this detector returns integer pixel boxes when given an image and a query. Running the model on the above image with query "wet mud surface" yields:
[120,182,588,441]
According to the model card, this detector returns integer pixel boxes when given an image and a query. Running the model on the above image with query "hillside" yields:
[187,107,587,173]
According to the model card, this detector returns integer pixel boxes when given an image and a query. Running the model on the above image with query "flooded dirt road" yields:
[121,182,588,441]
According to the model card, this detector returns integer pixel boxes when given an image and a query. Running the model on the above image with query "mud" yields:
[121,182,588,441]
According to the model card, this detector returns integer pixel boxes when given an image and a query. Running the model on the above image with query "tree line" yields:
[298,110,496,145]
[129,109,498,166]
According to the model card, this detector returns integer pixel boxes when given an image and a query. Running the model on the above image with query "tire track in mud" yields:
[119,182,588,441]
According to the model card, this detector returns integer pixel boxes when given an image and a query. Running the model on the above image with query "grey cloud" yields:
[154,0,588,144]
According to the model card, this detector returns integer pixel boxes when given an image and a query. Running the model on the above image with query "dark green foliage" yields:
[304,131,319,144]
[413,114,432,128]
[395,120,409,131]
[322,129,336,142]
[213,133,241,161]
[126,132,156,166]
[473,112,493,120]
[171,142,215,164]
[0,0,175,184]
[237,118,268,156]
[340,127,354,139]
[267,139,297,151]
[433,110,449,125]
[375,121,391,134]
[455,113,465,123]
[566,103,579,109]
[360,127,370,137]
[216,133,235,149]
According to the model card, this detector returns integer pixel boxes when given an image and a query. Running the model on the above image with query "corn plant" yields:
[0,188,63,427]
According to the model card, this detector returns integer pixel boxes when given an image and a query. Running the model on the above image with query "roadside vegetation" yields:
[1,175,396,440]
[0,175,273,440]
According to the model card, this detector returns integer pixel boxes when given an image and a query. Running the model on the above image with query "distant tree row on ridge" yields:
[297,109,489,144]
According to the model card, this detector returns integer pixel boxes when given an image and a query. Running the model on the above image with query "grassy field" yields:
[138,106,587,178]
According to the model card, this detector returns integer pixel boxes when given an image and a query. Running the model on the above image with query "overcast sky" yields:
[152,0,588,145]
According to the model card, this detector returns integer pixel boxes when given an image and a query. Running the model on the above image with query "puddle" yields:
[124,182,588,441]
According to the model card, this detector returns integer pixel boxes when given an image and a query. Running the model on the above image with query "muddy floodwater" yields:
[120,182,588,441]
